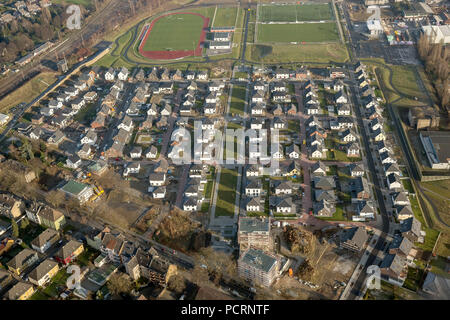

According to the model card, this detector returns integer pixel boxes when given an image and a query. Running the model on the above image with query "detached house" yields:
[7,249,39,275]
[28,259,59,287]
[183,198,198,212]
[31,228,60,254]
[246,179,262,197]
[149,173,166,187]
[55,240,84,265]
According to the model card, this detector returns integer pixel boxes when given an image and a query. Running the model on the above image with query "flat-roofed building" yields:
[238,217,272,252]
[419,131,450,170]
[238,248,281,287]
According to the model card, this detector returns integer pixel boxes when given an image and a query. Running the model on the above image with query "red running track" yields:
[139,12,209,60]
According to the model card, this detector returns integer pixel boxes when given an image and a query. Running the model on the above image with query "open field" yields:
[421,186,450,228]
[142,13,205,51]
[246,43,349,64]
[258,3,333,22]
[230,85,246,116]
[215,168,238,217]
[52,0,93,8]
[213,6,238,27]
[363,59,428,107]
[257,23,339,43]
[0,72,57,113]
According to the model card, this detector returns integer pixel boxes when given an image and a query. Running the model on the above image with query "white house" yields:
[117,67,129,81]
[286,144,300,159]
[149,173,166,187]
[145,146,158,159]
[105,68,116,81]
[118,116,134,132]
[246,197,261,212]
[66,155,82,169]
[183,198,198,211]
[341,129,357,142]
[124,162,141,176]
[129,146,142,159]
[81,130,97,145]
[152,186,166,199]
[245,180,262,197]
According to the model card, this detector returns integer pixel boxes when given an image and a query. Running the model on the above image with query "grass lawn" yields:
[215,168,238,217]
[402,179,414,193]
[391,65,428,104]
[73,103,98,125]
[52,0,93,9]
[409,195,440,253]
[258,4,332,22]
[366,280,424,300]
[317,204,346,221]
[234,71,248,79]
[201,202,210,213]
[0,72,57,113]
[213,7,238,27]
[77,246,101,267]
[230,85,246,116]
[41,268,71,298]
[430,255,449,278]
[257,23,339,43]
[143,13,205,51]
[420,180,450,229]
[247,43,348,63]
[19,223,46,247]
[30,290,50,300]
[402,267,424,292]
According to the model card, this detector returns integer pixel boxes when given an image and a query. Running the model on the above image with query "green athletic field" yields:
[257,22,339,43]
[143,14,205,51]
[258,3,333,22]
[213,7,238,27]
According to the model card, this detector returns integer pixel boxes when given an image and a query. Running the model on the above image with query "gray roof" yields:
[246,179,262,189]
[313,176,336,189]
[28,259,58,282]
[57,240,83,260]
[400,217,421,238]
[239,217,269,234]
[6,249,38,270]
[380,254,406,276]
[341,227,368,250]
[31,228,59,248]
[240,248,277,273]
[315,189,336,202]
[7,282,34,300]
[389,235,413,256]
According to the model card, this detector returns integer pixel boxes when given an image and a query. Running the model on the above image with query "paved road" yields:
[345,68,390,300]
[293,83,312,215]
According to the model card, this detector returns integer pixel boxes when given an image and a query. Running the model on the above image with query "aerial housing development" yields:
[0,0,448,305]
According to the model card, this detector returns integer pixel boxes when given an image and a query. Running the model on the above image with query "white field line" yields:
[211,5,218,27]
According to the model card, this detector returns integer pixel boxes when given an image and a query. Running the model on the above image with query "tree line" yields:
[0,2,105,65]
[417,33,449,110]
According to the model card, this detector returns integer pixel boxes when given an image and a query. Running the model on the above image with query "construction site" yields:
[265,225,359,300]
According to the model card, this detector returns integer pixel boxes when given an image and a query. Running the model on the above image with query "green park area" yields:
[215,168,238,217]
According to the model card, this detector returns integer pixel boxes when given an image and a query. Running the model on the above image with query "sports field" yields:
[142,14,205,51]
[258,3,333,22]
[257,22,339,43]
[213,7,238,27]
